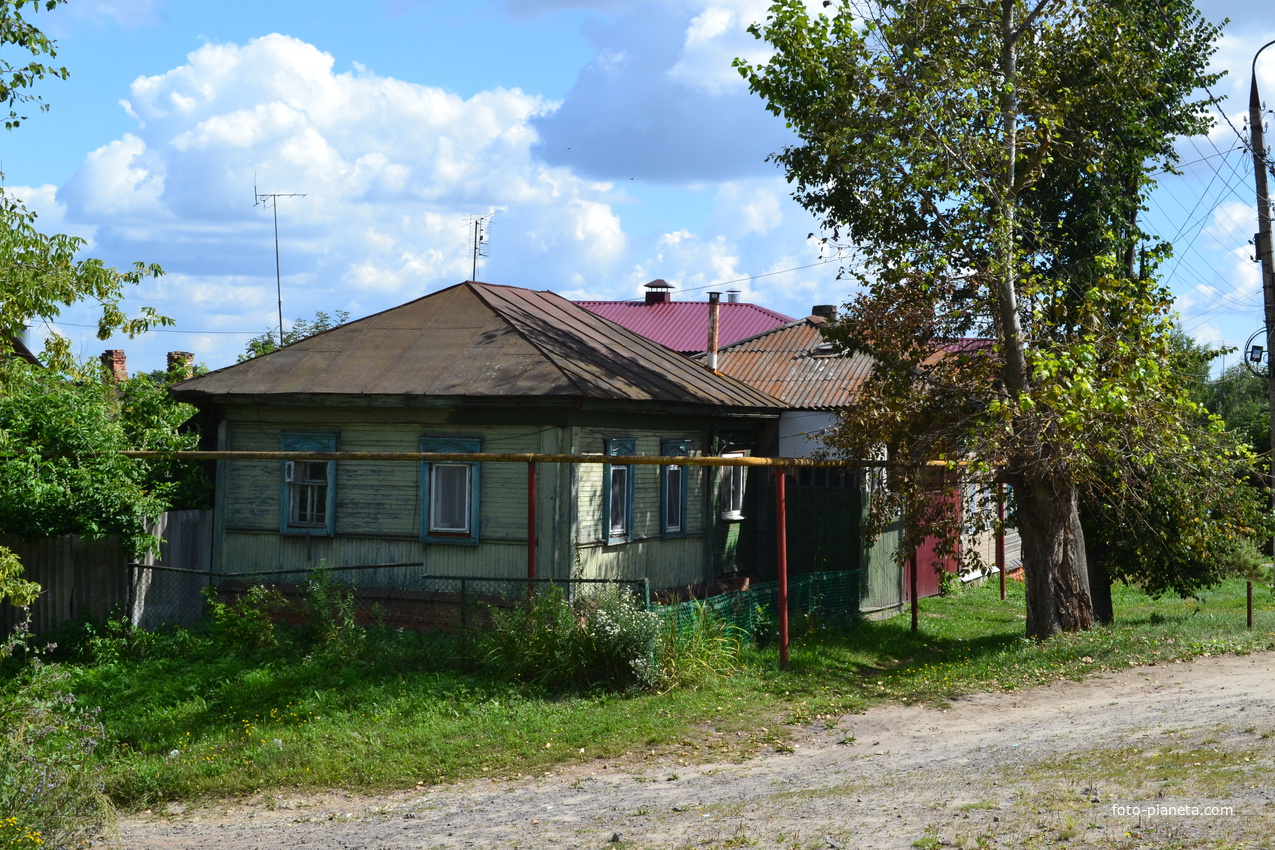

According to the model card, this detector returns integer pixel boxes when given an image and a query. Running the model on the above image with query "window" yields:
[720,452,747,520]
[661,439,690,537]
[421,438,481,544]
[281,433,336,536]
[603,438,636,544]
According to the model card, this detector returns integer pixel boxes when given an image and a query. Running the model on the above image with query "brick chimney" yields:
[167,351,195,379]
[644,279,674,305]
[100,349,128,383]
[812,304,838,323]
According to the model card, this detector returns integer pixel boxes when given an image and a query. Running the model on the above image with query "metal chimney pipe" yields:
[707,292,721,371]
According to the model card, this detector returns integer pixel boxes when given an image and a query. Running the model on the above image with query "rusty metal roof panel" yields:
[473,284,780,407]
[709,318,875,410]
[172,281,782,411]
[575,300,794,353]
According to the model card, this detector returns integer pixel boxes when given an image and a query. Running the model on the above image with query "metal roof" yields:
[707,317,875,410]
[171,281,782,411]
[575,300,794,354]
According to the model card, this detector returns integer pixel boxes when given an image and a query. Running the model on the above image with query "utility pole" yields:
[1251,43,1275,520]
[254,180,307,347]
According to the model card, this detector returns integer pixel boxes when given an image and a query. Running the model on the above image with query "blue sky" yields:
[8,0,1275,373]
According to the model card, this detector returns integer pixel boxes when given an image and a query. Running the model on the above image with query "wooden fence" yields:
[1,509,213,634]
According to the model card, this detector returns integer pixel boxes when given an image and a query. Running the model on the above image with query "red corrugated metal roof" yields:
[575,300,794,354]
[708,318,875,410]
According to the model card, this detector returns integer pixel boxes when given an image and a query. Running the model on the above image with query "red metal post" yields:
[996,482,1006,601]
[776,467,789,670]
[527,461,537,580]
[910,549,919,633]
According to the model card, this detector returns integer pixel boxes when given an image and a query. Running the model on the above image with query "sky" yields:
[6,0,1275,373]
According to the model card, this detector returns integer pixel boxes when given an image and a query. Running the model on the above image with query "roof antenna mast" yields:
[254,174,308,347]
[467,212,495,281]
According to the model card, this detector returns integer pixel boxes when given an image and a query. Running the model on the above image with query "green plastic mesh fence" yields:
[651,569,863,642]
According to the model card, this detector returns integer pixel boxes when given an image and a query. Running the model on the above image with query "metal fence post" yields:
[460,577,468,632]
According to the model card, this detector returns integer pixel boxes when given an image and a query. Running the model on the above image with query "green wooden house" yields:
[170,281,782,591]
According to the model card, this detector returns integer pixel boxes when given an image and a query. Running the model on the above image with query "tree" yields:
[0,0,166,374]
[238,310,349,362]
[738,0,1240,637]
[1206,361,1270,459]
[0,0,192,594]
[0,360,208,559]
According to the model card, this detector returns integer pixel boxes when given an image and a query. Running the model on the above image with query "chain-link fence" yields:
[127,562,860,639]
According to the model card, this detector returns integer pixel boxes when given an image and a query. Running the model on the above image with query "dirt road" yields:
[120,651,1275,849]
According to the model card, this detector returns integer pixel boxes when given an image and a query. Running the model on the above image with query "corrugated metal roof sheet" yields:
[708,318,875,410]
[575,300,794,353]
[171,282,782,411]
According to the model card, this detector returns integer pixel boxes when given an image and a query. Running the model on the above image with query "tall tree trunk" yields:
[1014,470,1094,638]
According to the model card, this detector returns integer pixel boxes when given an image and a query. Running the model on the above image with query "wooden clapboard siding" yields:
[217,410,561,577]
[575,536,706,589]
[220,532,532,580]
[573,427,707,545]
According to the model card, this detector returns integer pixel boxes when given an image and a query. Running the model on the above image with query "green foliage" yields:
[0,0,68,131]
[653,601,744,688]
[0,0,167,372]
[31,578,1274,805]
[300,569,366,659]
[0,623,112,848]
[0,361,208,556]
[238,310,349,362]
[202,585,288,651]
[738,1,1240,634]
[0,546,38,608]
[1206,361,1270,458]
[479,585,663,690]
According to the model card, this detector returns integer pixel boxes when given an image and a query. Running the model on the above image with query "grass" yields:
[10,576,1275,809]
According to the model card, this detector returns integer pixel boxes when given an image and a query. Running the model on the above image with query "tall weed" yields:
[653,601,744,688]
[0,618,114,849]
[300,568,367,659]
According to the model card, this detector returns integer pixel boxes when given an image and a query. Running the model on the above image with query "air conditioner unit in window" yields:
[284,461,296,483]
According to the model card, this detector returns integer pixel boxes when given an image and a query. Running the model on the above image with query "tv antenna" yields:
[466,213,495,281]
[254,176,308,347]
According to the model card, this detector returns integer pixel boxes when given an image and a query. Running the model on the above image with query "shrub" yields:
[0,620,114,849]
[300,568,366,659]
[479,584,661,690]
[202,584,288,650]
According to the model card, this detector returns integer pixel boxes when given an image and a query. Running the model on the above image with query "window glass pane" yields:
[666,464,683,531]
[727,465,746,515]
[431,464,470,532]
[290,482,326,526]
[610,466,629,535]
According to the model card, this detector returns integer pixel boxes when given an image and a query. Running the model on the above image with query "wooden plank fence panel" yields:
[1,510,213,634]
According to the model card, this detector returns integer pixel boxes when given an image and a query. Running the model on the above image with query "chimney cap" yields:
[644,279,674,290]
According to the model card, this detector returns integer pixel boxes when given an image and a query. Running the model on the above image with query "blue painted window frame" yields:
[280,432,336,536]
[660,439,690,538]
[421,437,481,545]
[603,438,636,544]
